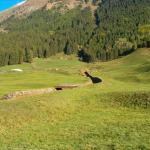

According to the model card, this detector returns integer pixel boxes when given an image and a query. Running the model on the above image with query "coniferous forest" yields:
[0,0,150,66]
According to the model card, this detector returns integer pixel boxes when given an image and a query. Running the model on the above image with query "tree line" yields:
[0,0,150,66]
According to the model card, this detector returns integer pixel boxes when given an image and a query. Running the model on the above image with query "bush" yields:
[111,92,150,109]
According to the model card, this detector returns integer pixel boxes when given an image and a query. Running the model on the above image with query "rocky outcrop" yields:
[45,0,99,13]
[45,0,82,13]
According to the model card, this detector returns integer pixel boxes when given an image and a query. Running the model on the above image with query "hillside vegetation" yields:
[0,48,150,149]
[0,0,150,66]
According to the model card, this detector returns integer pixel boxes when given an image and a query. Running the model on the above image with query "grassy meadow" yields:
[0,48,150,150]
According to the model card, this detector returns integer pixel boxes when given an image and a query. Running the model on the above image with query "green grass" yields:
[0,49,150,150]
[0,54,87,97]
[138,24,150,34]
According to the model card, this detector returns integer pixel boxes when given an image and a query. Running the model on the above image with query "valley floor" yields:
[0,48,150,150]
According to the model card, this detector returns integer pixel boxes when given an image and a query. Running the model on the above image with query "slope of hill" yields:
[0,0,98,22]
[0,48,150,149]
[0,0,48,22]
[0,0,150,67]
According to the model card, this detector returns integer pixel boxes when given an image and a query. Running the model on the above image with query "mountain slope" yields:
[0,0,150,66]
[0,0,48,22]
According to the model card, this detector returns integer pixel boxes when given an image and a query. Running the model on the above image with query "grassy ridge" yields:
[0,49,150,149]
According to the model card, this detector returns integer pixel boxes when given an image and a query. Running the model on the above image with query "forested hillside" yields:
[0,0,150,66]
